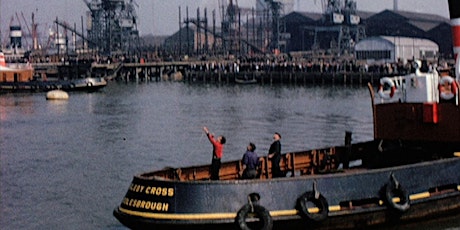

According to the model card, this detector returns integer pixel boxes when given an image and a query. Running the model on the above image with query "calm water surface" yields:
[0,82,458,229]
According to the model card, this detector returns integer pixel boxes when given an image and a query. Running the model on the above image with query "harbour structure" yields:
[164,0,366,58]
[161,0,452,63]
[1,0,141,59]
[283,4,451,61]
[302,0,366,56]
[364,9,452,59]
[0,1,454,67]
[164,0,292,57]
[354,36,439,63]
[53,0,141,56]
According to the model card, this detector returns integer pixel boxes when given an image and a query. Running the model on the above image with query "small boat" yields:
[113,3,460,229]
[62,77,108,92]
[235,76,257,84]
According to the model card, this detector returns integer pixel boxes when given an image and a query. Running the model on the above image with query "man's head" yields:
[218,136,226,144]
[248,142,256,151]
[273,132,281,141]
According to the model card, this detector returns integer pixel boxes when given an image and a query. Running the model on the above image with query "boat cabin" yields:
[372,60,460,143]
[0,66,34,83]
[0,52,34,83]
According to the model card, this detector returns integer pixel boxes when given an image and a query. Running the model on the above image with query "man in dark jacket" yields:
[268,132,284,178]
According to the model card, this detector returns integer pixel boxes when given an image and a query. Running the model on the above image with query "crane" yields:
[79,0,140,54]
[265,0,283,52]
[54,19,98,47]
[20,12,40,50]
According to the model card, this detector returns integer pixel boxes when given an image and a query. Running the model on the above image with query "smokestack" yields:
[448,0,460,79]
[394,0,398,11]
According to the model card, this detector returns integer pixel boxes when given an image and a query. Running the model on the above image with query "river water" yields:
[0,82,458,229]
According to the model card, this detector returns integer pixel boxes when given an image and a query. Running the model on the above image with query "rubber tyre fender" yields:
[297,191,329,222]
[384,182,410,212]
[235,203,273,230]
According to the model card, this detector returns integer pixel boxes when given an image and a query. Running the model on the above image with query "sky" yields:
[0,0,450,42]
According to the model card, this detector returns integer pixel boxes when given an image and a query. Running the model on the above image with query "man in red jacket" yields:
[203,126,226,180]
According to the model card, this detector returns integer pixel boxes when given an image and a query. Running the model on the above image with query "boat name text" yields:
[129,183,174,197]
[122,198,169,212]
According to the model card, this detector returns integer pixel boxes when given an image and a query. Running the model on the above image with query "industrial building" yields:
[282,8,450,60]
[364,10,451,58]
[163,0,452,63]
[0,0,453,63]
[354,36,439,63]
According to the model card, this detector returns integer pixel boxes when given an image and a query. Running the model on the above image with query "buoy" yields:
[46,90,69,100]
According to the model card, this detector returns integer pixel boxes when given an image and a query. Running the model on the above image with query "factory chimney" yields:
[394,0,398,11]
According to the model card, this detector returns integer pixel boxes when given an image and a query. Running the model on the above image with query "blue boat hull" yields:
[113,157,460,229]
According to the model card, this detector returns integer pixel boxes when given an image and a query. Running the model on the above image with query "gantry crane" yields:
[81,0,140,55]
[309,0,365,55]
[264,0,283,53]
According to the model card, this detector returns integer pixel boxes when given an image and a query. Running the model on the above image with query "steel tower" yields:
[83,0,139,55]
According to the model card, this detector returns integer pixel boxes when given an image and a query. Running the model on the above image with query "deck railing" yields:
[141,147,342,181]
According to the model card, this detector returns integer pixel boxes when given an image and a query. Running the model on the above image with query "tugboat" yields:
[0,52,35,91]
[0,53,107,93]
[113,2,460,229]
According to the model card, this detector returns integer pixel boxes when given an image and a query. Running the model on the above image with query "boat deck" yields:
[140,139,460,182]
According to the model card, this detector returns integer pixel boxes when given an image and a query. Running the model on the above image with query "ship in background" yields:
[0,10,108,93]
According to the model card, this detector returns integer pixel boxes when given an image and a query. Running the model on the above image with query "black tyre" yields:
[384,182,410,212]
[297,191,329,222]
[235,203,273,230]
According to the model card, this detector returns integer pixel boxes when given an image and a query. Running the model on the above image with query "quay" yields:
[31,60,395,86]
[184,69,381,86]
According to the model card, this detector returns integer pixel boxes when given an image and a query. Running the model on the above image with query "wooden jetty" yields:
[32,61,392,86]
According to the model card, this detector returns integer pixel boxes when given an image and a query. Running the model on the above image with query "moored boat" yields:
[235,76,257,84]
[0,52,35,91]
[61,77,108,92]
[0,53,107,93]
[113,2,460,229]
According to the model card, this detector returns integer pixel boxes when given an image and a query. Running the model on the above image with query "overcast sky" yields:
[0,0,450,40]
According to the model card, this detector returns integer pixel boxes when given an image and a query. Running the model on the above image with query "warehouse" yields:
[281,9,450,57]
[354,36,438,63]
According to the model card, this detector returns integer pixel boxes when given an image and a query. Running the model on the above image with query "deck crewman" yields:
[203,127,226,180]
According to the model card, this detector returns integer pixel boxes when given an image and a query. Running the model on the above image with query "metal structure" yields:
[169,0,287,57]
[309,0,365,56]
[82,0,140,55]
[264,0,283,53]
[221,0,242,55]
[219,0,286,55]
